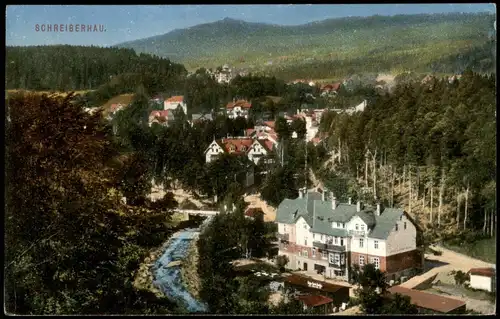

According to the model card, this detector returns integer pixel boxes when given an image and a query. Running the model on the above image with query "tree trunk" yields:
[430,178,434,224]
[416,167,420,200]
[372,149,377,198]
[408,165,412,214]
[437,168,445,226]
[391,166,395,208]
[464,185,469,230]
[338,138,341,164]
[483,209,488,235]
[422,189,426,211]
[365,152,369,188]
[491,211,495,237]
[456,192,460,230]
[356,164,359,182]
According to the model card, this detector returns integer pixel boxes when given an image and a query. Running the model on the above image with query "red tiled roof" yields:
[165,95,184,103]
[311,137,322,145]
[469,268,495,278]
[110,103,124,112]
[221,138,254,154]
[244,207,264,218]
[388,286,466,314]
[263,121,275,129]
[245,128,255,136]
[150,110,171,118]
[321,82,341,92]
[296,295,333,308]
[285,274,349,293]
[226,100,252,109]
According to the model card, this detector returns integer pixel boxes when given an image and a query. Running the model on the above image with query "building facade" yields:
[164,95,187,115]
[275,189,423,282]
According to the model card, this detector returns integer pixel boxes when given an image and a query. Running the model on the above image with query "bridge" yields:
[174,209,220,219]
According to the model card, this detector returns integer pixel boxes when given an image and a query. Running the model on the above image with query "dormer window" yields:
[361,225,365,231]
[241,145,247,152]
[229,145,236,152]
[355,224,359,230]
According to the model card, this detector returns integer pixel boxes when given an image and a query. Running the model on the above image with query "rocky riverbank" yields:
[180,235,202,299]
[133,235,178,296]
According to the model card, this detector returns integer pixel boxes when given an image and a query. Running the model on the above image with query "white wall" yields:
[367,238,387,257]
[295,217,313,248]
[205,141,223,163]
[470,275,494,292]
[385,213,417,256]
[164,101,187,116]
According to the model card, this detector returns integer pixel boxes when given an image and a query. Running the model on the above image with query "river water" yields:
[151,217,212,313]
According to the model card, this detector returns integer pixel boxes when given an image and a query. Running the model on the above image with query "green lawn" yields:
[443,237,496,264]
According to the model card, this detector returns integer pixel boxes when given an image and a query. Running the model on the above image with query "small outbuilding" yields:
[468,267,496,292]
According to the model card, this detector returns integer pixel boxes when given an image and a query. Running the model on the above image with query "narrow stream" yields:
[151,217,212,313]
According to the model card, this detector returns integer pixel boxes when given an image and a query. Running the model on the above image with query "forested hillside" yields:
[116,13,495,76]
[5,46,187,91]
[317,69,496,240]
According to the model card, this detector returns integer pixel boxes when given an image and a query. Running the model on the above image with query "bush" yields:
[453,270,470,286]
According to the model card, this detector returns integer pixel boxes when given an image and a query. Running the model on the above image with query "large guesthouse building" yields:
[275,189,423,282]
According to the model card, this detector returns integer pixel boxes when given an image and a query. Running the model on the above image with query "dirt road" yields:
[244,194,276,222]
[400,244,495,289]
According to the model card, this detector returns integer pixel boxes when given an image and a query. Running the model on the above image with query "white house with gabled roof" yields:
[275,188,423,282]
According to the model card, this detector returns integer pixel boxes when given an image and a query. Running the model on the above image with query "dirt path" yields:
[400,244,495,289]
[244,194,276,222]
[149,183,212,209]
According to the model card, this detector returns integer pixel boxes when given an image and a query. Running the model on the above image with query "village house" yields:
[226,99,252,119]
[275,188,423,282]
[468,267,496,292]
[214,64,233,84]
[164,95,187,115]
[190,113,213,126]
[320,83,342,96]
[204,137,275,166]
[387,286,466,314]
[148,109,175,127]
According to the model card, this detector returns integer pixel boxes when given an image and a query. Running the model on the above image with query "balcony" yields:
[326,244,346,252]
[277,233,289,242]
[348,230,366,237]
[313,241,327,249]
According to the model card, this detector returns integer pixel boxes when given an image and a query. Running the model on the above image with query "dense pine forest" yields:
[5,46,187,91]
[316,69,496,242]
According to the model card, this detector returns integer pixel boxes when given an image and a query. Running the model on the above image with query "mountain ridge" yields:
[115,12,495,76]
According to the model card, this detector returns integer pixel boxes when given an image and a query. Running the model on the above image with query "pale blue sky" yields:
[6,4,496,46]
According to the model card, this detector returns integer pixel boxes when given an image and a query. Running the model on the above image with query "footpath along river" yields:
[151,217,212,313]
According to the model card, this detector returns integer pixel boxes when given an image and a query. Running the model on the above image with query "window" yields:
[322,250,327,259]
[304,224,307,229]
[341,254,345,264]
[372,257,380,270]
[334,254,340,264]
[361,224,365,231]
[404,222,407,230]
[340,238,344,246]
[355,224,359,230]
[329,253,335,264]
[312,248,316,258]
[284,225,287,232]
[359,255,365,266]
[395,223,398,231]
[304,238,308,246]
[359,238,364,248]
[342,223,345,228]
[334,237,338,245]
[374,240,379,249]
[336,222,340,228]
[303,250,308,258]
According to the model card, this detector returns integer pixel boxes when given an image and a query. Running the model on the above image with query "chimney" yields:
[299,188,304,199]
[332,197,337,210]
[376,202,381,216]
[357,201,362,212]
[348,197,352,205]
[322,191,326,201]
